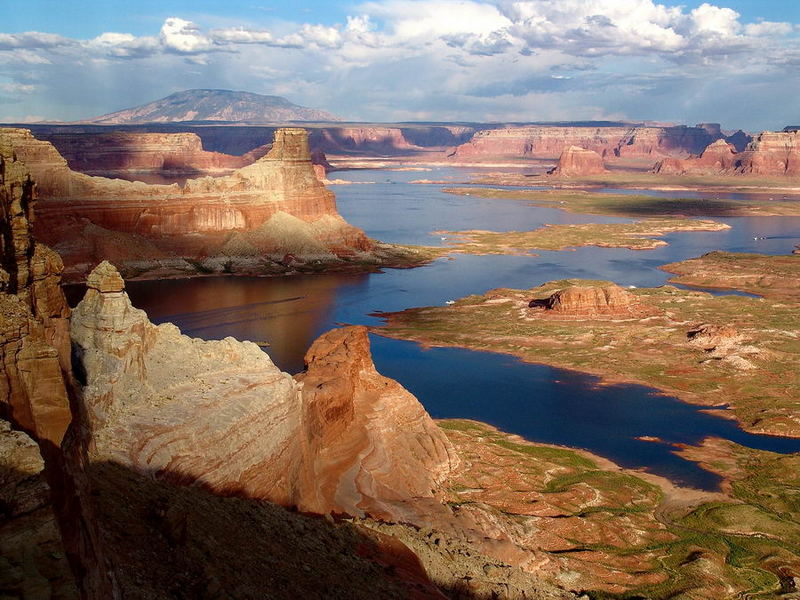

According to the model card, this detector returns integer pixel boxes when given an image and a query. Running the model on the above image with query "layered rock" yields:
[548,146,606,176]
[296,326,457,519]
[654,132,800,177]
[653,139,738,174]
[0,137,114,599]
[734,131,800,176]
[70,262,456,519]
[529,284,647,318]
[449,124,737,161]
[0,127,374,281]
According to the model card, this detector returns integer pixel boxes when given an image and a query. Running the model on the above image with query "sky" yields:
[1,0,798,130]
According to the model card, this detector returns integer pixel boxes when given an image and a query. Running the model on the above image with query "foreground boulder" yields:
[70,262,456,518]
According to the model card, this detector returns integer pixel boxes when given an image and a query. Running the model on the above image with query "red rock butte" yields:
[548,146,607,177]
[529,284,650,319]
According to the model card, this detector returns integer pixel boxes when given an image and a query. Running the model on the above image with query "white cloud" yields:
[160,17,214,53]
[744,21,794,37]
[0,3,798,130]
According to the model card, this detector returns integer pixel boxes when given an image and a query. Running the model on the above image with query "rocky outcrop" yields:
[548,146,606,176]
[653,132,800,177]
[529,284,647,318]
[734,131,800,176]
[653,139,738,175]
[70,262,456,519]
[297,326,457,519]
[687,324,762,370]
[1,127,376,281]
[449,124,734,161]
[0,419,78,599]
[40,131,251,174]
[0,138,114,599]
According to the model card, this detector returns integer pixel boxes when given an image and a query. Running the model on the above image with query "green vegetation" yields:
[663,251,800,300]
[441,420,800,599]
[444,187,800,217]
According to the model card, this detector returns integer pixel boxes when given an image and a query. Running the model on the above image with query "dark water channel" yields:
[114,167,800,490]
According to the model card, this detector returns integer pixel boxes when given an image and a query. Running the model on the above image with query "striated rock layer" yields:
[653,131,800,176]
[529,284,650,318]
[548,145,606,176]
[70,262,457,520]
[0,127,375,281]
[449,124,745,161]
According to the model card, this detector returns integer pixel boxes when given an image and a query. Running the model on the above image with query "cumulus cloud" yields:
[0,1,798,129]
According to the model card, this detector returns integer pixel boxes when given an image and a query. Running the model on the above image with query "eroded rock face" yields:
[530,284,645,318]
[70,263,456,520]
[548,146,606,176]
[0,137,72,447]
[449,124,733,161]
[735,131,800,176]
[0,127,373,281]
[0,419,78,599]
[653,139,739,175]
[297,326,457,519]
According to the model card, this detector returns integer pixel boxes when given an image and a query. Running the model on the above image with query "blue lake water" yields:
[117,167,800,490]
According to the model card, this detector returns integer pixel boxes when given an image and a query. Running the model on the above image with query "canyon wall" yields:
[450,124,748,161]
[0,127,377,281]
[653,131,800,176]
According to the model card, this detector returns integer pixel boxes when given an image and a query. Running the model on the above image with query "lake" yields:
[115,167,800,489]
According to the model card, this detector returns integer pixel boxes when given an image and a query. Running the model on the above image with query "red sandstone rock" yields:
[548,146,606,176]
[0,127,373,281]
[449,124,731,161]
[653,139,738,175]
[297,326,457,519]
[734,131,800,176]
[530,284,646,318]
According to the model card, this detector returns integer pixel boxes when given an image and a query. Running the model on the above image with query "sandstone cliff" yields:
[449,124,734,161]
[653,131,800,176]
[548,146,606,176]
[1,127,380,281]
[653,139,738,175]
[529,284,650,318]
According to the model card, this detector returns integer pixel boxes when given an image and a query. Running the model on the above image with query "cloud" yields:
[0,32,76,51]
[160,17,215,53]
[0,3,798,130]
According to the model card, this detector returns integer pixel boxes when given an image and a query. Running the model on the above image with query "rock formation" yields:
[734,131,800,176]
[449,124,743,161]
[529,284,647,318]
[653,131,800,177]
[687,324,762,370]
[296,326,457,519]
[653,139,738,174]
[548,146,606,176]
[0,127,376,281]
[70,262,456,519]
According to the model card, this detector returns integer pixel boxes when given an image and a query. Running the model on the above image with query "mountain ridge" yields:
[83,89,342,124]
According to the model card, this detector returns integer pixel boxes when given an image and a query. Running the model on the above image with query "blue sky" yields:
[1,1,799,129]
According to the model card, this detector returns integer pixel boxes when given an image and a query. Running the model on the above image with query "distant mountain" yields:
[84,89,342,124]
